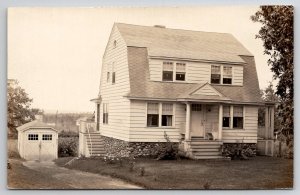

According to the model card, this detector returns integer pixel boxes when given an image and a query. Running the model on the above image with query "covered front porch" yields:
[180,102,225,159]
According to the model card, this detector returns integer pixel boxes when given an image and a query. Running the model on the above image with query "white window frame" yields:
[210,65,234,85]
[146,102,175,128]
[223,105,244,130]
[162,61,187,82]
[112,62,116,84]
[42,134,52,141]
[28,134,38,141]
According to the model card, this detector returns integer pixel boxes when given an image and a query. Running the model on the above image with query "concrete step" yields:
[191,145,221,149]
[192,151,222,156]
[192,148,221,152]
[194,156,224,160]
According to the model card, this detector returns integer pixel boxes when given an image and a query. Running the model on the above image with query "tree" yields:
[7,81,42,137]
[251,6,294,136]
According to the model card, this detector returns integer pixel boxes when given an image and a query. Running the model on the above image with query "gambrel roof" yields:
[116,23,252,64]
[114,23,262,104]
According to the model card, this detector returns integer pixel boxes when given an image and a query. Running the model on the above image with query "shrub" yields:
[156,131,179,160]
[58,137,78,157]
[222,143,256,160]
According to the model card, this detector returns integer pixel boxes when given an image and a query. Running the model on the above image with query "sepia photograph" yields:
[6,5,293,190]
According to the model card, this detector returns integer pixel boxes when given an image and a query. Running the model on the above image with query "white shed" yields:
[17,120,58,161]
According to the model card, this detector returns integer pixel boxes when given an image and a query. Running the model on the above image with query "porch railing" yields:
[79,121,97,133]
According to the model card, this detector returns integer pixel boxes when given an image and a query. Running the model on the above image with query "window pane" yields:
[233,117,243,128]
[211,74,220,84]
[223,66,232,77]
[162,115,172,126]
[211,65,220,74]
[192,104,201,111]
[176,73,185,81]
[223,106,230,117]
[163,62,173,71]
[28,134,38,140]
[162,103,173,115]
[233,106,243,117]
[163,71,173,81]
[147,103,159,114]
[223,117,230,127]
[147,114,159,127]
[176,63,186,71]
[223,78,232,84]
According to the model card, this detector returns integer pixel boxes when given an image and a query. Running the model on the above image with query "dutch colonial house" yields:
[79,23,275,159]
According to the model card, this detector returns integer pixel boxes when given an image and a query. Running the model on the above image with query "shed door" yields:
[24,132,57,161]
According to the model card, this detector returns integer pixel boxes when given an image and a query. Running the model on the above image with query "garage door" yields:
[24,133,57,161]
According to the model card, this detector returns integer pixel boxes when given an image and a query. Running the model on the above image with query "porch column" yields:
[270,106,275,139]
[185,103,191,141]
[218,104,223,140]
[265,107,269,139]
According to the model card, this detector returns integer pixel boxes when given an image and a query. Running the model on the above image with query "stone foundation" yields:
[102,136,178,158]
[222,143,257,158]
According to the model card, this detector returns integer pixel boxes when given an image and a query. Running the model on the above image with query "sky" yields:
[8,6,274,113]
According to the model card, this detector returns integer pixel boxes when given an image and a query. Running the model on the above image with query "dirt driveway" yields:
[8,159,141,189]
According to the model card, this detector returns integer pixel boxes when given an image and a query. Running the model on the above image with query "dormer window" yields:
[223,66,232,84]
[176,63,186,81]
[162,62,173,81]
[211,65,233,85]
[211,65,221,84]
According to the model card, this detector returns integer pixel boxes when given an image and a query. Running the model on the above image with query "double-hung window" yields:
[211,65,221,84]
[161,103,173,126]
[233,106,243,129]
[175,63,186,81]
[147,103,159,127]
[223,66,232,84]
[222,106,230,128]
[103,103,109,124]
[222,105,244,129]
[162,62,174,81]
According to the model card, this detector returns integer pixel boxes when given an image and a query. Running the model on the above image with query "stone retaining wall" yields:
[102,136,178,158]
[222,143,257,158]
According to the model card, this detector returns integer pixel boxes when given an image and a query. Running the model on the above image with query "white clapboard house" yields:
[79,23,275,159]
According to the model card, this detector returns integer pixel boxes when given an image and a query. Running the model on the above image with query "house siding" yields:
[129,100,183,142]
[222,105,258,143]
[148,59,243,86]
[99,25,130,141]
[233,65,243,85]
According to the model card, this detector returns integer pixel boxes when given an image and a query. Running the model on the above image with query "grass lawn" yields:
[55,156,293,189]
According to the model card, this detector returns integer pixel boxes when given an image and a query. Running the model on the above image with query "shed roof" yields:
[16,120,57,132]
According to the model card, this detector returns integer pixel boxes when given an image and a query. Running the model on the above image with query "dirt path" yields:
[10,159,141,189]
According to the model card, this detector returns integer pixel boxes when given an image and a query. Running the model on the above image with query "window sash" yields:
[223,66,232,78]
[162,103,173,115]
[211,65,220,74]
[28,134,38,140]
[176,63,186,72]
[163,62,173,71]
[42,134,52,140]
[233,106,243,117]
[223,106,230,117]
[147,114,159,127]
[147,103,159,114]
[162,115,172,126]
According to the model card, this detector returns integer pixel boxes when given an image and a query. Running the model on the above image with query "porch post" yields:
[185,103,191,141]
[265,107,269,139]
[218,104,223,140]
[270,106,275,139]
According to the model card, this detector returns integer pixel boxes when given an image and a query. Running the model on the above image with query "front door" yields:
[191,104,205,137]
